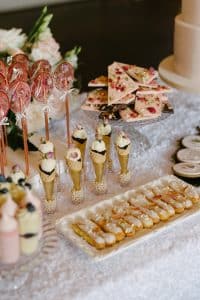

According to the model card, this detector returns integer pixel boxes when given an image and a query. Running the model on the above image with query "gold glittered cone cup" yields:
[116,144,131,175]
[90,150,106,183]
[92,161,105,183]
[73,140,87,164]
[66,159,82,191]
[40,169,56,202]
[118,153,129,174]
[103,135,112,170]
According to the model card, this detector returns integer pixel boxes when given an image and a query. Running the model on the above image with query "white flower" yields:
[64,46,81,69]
[29,28,61,66]
[0,28,27,55]
[65,53,78,69]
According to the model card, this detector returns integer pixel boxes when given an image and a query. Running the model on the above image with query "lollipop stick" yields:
[65,94,71,147]
[2,125,7,165]
[44,110,49,141]
[0,126,4,175]
[21,116,30,176]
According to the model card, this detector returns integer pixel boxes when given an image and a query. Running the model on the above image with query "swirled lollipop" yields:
[12,54,29,71]
[0,60,7,77]
[29,59,51,79]
[8,61,28,83]
[0,91,10,175]
[53,62,74,146]
[9,80,31,176]
[0,74,8,92]
[31,71,53,140]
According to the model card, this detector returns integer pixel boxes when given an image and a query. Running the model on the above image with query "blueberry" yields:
[26,202,36,212]
[0,188,9,194]
[0,175,6,183]
[18,178,25,186]
[6,177,12,183]
[25,183,32,190]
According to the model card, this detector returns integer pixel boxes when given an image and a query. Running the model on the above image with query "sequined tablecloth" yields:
[2,89,200,300]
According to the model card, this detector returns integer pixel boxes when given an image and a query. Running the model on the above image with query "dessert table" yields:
[2,88,200,300]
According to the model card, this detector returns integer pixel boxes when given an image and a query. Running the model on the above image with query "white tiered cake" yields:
[159,0,200,93]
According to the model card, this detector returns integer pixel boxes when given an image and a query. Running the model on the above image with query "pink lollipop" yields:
[31,71,53,140]
[0,74,8,92]
[54,62,74,91]
[8,62,28,83]
[29,59,51,79]
[0,60,7,77]
[10,80,31,176]
[54,62,74,146]
[12,54,29,71]
[0,91,9,175]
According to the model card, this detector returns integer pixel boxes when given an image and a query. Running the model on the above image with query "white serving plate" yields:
[56,175,200,261]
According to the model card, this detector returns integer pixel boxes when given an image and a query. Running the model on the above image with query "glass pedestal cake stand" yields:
[81,109,173,158]
[0,218,58,292]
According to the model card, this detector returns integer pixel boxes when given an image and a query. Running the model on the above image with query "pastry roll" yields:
[150,196,175,218]
[127,207,153,228]
[115,219,135,237]
[90,211,125,241]
[99,231,116,246]
[166,191,193,209]
[129,199,160,224]
[160,194,184,213]
[71,220,105,250]
[101,222,125,241]
[123,215,143,231]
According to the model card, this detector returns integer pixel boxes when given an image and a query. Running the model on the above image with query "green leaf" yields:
[23,6,53,52]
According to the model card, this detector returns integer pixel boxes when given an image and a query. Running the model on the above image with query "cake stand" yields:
[81,105,173,159]
[0,218,58,292]
[159,55,200,94]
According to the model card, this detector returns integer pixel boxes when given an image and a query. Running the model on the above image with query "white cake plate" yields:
[159,55,200,94]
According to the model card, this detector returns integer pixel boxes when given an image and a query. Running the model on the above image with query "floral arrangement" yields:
[0,7,81,151]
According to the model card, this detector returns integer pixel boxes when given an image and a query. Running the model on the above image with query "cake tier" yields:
[174,14,200,79]
[182,0,200,26]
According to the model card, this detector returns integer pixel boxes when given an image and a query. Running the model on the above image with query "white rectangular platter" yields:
[56,175,200,261]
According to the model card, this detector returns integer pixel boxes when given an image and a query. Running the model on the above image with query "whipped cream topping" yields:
[1,194,18,217]
[116,132,131,148]
[66,147,81,161]
[72,125,87,140]
[39,140,54,154]
[0,214,18,232]
[91,139,106,153]
[40,157,56,173]
[10,170,25,184]
[97,120,112,136]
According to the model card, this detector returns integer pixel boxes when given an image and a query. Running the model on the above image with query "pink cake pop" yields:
[9,80,31,176]
[0,91,9,174]
[31,71,53,140]
[53,62,74,146]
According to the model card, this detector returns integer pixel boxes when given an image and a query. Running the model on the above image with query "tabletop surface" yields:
[2,87,200,300]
